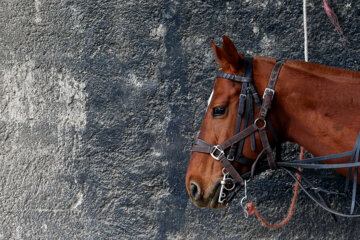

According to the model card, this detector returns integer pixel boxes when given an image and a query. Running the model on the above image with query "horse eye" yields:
[212,106,226,117]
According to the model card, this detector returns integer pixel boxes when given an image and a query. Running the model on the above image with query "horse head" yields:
[185,36,279,208]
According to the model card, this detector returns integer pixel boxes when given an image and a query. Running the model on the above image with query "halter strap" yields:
[257,60,285,169]
[259,60,285,119]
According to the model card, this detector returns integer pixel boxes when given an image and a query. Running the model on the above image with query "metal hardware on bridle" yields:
[240,180,249,218]
[210,145,224,161]
[218,168,236,204]
[191,57,360,217]
[221,168,236,191]
[254,118,266,130]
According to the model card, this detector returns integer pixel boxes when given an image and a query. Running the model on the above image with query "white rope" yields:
[209,2,309,107]
[301,0,308,168]
[303,0,308,62]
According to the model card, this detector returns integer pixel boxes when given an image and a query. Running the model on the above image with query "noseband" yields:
[191,57,360,217]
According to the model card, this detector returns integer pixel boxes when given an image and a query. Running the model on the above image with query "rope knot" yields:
[245,203,256,215]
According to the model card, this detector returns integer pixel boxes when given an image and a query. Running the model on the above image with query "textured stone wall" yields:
[1,0,360,239]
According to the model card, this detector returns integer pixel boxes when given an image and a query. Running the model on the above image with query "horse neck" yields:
[254,57,360,156]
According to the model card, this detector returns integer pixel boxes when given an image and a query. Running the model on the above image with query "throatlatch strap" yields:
[249,83,279,143]
[268,60,285,89]
[259,128,277,169]
[259,60,284,119]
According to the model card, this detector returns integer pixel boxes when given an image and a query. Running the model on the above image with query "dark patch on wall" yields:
[1,0,360,239]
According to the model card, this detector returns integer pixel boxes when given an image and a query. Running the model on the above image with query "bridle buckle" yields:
[263,88,275,100]
[210,145,224,160]
[227,155,234,161]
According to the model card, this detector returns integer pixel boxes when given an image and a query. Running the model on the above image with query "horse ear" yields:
[210,40,225,64]
[210,36,240,72]
[222,36,240,68]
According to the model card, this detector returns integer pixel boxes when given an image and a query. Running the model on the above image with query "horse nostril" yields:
[190,182,201,201]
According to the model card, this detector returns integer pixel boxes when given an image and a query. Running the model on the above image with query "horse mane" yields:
[285,59,360,84]
[254,56,360,84]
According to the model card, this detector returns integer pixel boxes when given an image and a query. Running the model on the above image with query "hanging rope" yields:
[245,150,303,229]
[323,0,347,43]
[303,0,308,62]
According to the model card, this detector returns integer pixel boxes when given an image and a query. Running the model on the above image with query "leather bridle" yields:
[192,57,283,185]
[191,57,360,217]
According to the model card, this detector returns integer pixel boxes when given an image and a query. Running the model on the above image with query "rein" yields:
[192,57,360,217]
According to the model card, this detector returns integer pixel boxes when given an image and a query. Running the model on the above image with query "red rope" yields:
[323,0,347,43]
[245,147,305,229]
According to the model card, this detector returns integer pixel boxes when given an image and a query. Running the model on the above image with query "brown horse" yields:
[185,36,360,209]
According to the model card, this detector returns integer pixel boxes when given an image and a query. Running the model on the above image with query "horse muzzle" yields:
[188,179,227,208]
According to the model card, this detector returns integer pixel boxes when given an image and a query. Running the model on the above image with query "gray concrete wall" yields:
[1,0,360,239]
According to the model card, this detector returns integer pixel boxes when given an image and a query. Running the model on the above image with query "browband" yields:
[216,72,252,83]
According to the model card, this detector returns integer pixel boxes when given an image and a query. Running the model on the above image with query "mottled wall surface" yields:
[1,0,360,239]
